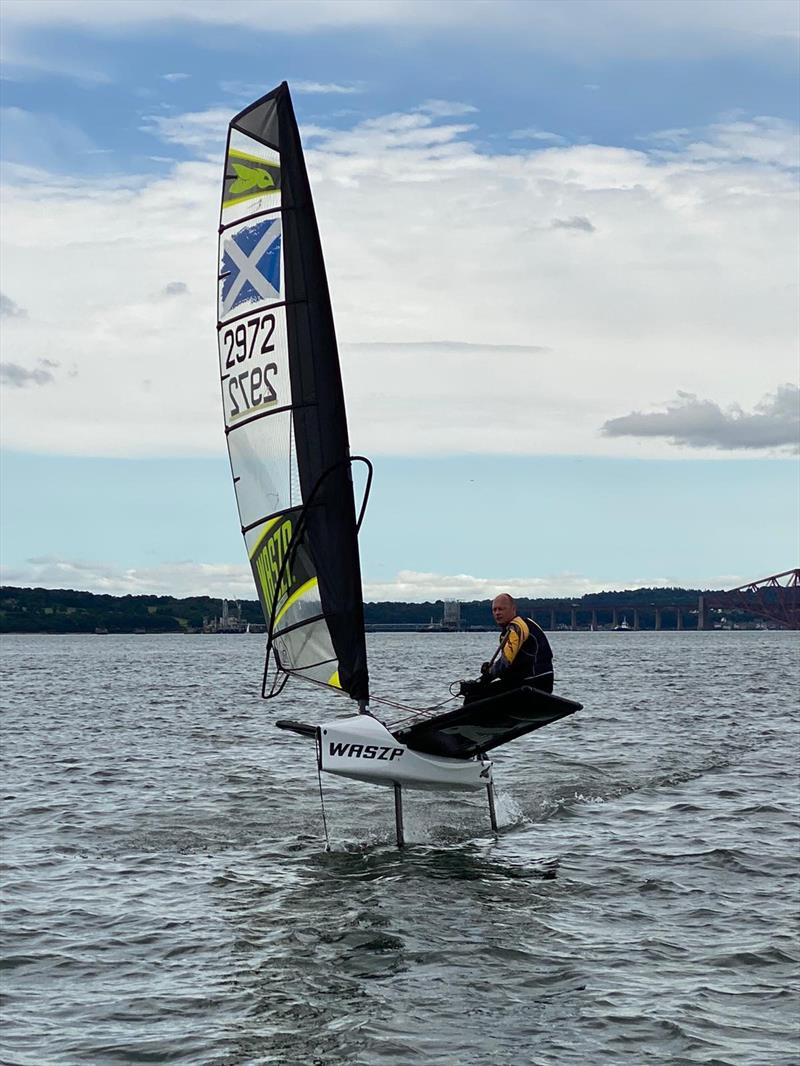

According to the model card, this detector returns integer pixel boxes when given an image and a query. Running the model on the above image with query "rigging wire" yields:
[270,665,461,722]
[261,455,373,700]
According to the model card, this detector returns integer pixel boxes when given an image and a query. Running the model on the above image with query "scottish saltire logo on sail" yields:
[223,148,281,210]
[219,218,282,319]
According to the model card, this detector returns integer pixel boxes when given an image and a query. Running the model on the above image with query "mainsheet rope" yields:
[274,668,459,722]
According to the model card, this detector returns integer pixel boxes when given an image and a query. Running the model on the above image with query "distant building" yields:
[442,600,462,630]
[203,599,247,633]
[423,599,463,632]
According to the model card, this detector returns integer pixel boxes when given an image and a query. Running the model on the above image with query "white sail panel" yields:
[229,412,297,530]
[219,307,290,430]
[274,625,340,688]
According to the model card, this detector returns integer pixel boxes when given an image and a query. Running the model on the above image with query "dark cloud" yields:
[352,341,549,354]
[602,385,800,452]
[551,216,595,232]
[0,360,58,388]
[163,281,188,296]
[0,293,27,318]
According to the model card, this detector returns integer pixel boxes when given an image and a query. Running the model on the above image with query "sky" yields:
[1,0,798,602]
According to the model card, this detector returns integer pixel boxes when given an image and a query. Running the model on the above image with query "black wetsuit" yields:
[463,616,554,703]
[493,615,554,693]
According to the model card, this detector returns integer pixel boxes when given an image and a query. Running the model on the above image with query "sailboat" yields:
[217,83,581,847]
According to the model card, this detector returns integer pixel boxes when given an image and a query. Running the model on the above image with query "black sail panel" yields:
[218,82,369,702]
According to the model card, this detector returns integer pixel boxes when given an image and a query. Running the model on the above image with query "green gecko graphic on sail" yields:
[223,149,281,209]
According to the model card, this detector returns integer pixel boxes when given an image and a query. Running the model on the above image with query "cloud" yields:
[551,215,596,232]
[363,569,606,601]
[418,99,478,117]
[219,79,364,101]
[602,385,800,452]
[0,107,797,459]
[0,106,98,167]
[0,293,27,318]
[293,80,363,95]
[301,109,477,152]
[0,359,58,387]
[162,281,188,296]
[1,557,255,599]
[351,341,549,354]
[140,107,230,153]
[364,566,751,601]
[0,557,744,601]
[162,72,189,82]
[646,117,800,167]
[0,37,111,86]
[510,129,567,143]
[1,0,797,60]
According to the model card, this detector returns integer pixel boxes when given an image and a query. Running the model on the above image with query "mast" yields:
[217,82,369,702]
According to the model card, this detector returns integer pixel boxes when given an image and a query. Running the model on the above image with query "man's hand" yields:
[480,661,490,675]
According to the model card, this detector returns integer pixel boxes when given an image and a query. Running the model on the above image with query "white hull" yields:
[319,714,492,791]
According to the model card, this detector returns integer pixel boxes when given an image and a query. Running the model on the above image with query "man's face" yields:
[492,597,515,627]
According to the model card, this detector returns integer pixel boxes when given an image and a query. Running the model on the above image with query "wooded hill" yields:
[0,585,723,634]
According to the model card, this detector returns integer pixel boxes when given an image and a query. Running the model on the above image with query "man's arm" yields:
[487,620,528,676]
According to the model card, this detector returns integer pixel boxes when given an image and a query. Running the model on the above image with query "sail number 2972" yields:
[222,314,276,368]
[222,314,280,421]
[227,363,277,420]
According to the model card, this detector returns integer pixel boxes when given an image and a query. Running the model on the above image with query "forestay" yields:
[217,82,369,703]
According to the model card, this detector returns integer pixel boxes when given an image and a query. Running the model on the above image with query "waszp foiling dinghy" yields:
[216,82,581,847]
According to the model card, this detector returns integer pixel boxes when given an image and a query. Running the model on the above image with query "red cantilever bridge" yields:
[522,568,800,631]
[700,568,800,630]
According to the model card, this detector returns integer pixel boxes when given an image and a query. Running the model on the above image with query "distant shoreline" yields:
[0,584,784,634]
[1,627,781,635]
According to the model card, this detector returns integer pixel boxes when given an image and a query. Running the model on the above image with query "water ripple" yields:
[1,630,798,1065]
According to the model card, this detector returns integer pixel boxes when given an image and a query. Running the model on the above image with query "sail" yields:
[216,82,369,702]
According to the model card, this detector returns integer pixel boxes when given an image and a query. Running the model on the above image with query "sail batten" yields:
[217,82,369,703]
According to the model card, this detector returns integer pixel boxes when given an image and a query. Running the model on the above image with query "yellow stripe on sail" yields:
[248,515,281,561]
[223,190,280,209]
[229,148,281,168]
[327,669,341,689]
[274,577,318,628]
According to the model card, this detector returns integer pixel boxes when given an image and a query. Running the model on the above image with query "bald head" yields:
[491,593,517,627]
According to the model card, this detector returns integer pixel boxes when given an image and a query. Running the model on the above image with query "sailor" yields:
[479,593,554,693]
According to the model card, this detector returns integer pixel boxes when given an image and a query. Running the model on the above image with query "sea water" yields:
[1,630,798,1065]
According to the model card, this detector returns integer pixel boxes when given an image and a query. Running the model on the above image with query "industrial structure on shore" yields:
[202,599,265,634]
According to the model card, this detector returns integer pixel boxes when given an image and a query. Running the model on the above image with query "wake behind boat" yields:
[216,82,581,847]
